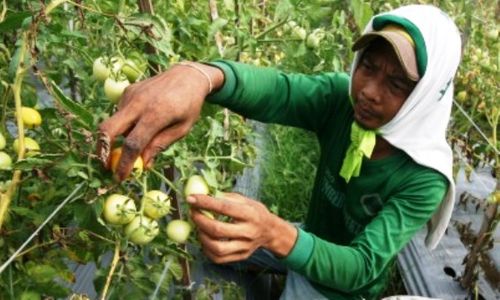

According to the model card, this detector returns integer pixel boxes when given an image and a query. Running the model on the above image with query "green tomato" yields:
[306,29,325,49]
[166,219,191,244]
[93,56,123,81]
[122,58,146,83]
[125,215,159,245]
[142,190,172,220]
[486,28,498,40]
[19,291,41,300]
[184,175,215,219]
[0,132,5,150]
[103,194,137,225]
[104,77,130,104]
[292,26,307,40]
[13,137,40,157]
[93,57,111,81]
[456,90,467,102]
[184,175,210,196]
[0,151,12,170]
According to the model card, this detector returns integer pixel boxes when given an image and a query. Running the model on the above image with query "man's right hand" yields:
[97,62,224,181]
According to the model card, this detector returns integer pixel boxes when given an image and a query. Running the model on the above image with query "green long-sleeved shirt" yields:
[206,61,448,300]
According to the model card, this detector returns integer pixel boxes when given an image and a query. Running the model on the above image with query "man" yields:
[97,5,462,299]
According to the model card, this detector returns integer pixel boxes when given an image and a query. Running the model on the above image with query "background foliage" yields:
[0,0,497,299]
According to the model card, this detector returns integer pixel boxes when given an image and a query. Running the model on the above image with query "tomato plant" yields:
[0,0,496,299]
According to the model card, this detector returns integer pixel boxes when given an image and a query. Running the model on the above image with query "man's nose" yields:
[361,78,382,104]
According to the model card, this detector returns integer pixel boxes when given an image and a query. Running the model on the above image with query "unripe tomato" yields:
[184,175,215,219]
[456,91,467,102]
[93,57,110,81]
[142,190,172,220]
[20,107,42,128]
[306,29,325,49]
[122,58,146,83]
[0,132,6,150]
[19,291,41,300]
[109,147,144,177]
[486,28,498,40]
[292,26,307,40]
[93,57,123,81]
[125,215,159,245]
[0,180,11,193]
[104,77,130,104]
[184,175,210,196]
[103,194,137,225]
[13,137,40,157]
[166,219,191,244]
[0,151,12,170]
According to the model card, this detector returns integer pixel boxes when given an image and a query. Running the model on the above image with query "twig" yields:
[0,183,84,274]
[100,239,121,300]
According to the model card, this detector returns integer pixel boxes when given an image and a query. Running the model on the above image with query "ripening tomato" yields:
[20,107,42,128]
[125,215,160,245]
[109,147,144,177]
[103,194,137,225]
[0,132,6,150]
[104,77,130,104]
[13,137,40,157]
[0,151,12,170]
[142,190,172,220]
[166,219,191,244]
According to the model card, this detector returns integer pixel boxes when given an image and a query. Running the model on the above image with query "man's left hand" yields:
[187,193,297,264]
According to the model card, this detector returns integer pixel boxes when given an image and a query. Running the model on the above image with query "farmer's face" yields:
[352,38,417,129]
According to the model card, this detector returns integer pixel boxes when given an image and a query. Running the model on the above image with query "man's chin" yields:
[354,115,378,130]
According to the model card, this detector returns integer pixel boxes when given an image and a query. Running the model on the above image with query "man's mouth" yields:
[355,103,376,120]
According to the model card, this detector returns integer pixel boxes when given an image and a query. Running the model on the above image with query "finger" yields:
[142,124,191,168]
[198,231,250,258]
[190,208,248,240]
[201,243,253,264]
[116,112,174,180]
[97,105,140,168]
[187,194,252,220]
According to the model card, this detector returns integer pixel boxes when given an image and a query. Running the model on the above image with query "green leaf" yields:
[50,81,94,129]
[350,0,373,32]
[13,157,53,171]
[27,264,57,283]
[0,12,31,33]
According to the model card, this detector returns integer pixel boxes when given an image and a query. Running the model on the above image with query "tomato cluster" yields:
[102,189,192,245]
[92,53,147,104]
[0,107,43,171]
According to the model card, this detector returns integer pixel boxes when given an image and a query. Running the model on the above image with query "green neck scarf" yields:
[340,122,377,182]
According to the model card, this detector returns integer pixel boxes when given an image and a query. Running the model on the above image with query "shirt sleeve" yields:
[280,170,449,293]
[205,60,350,133]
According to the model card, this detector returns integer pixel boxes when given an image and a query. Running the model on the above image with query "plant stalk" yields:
[100,240,121,300]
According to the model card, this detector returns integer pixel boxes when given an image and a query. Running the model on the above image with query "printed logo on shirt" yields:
[360,193,383,216]
[320,169,345,208]
[343,208,363,234]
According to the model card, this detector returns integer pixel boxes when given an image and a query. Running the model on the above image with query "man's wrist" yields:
[266,214,298,258]
[175,61,225,95]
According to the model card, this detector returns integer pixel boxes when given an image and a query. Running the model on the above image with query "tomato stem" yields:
[100,239,121,300]
[0,33,27,230]
[150,168,181,195]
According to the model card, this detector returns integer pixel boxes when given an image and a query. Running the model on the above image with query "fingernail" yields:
[186,196,196,204]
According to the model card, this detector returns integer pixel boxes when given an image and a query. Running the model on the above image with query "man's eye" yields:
[362,60,373,69]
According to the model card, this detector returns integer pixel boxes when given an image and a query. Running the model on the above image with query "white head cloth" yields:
[349,5,462,249]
